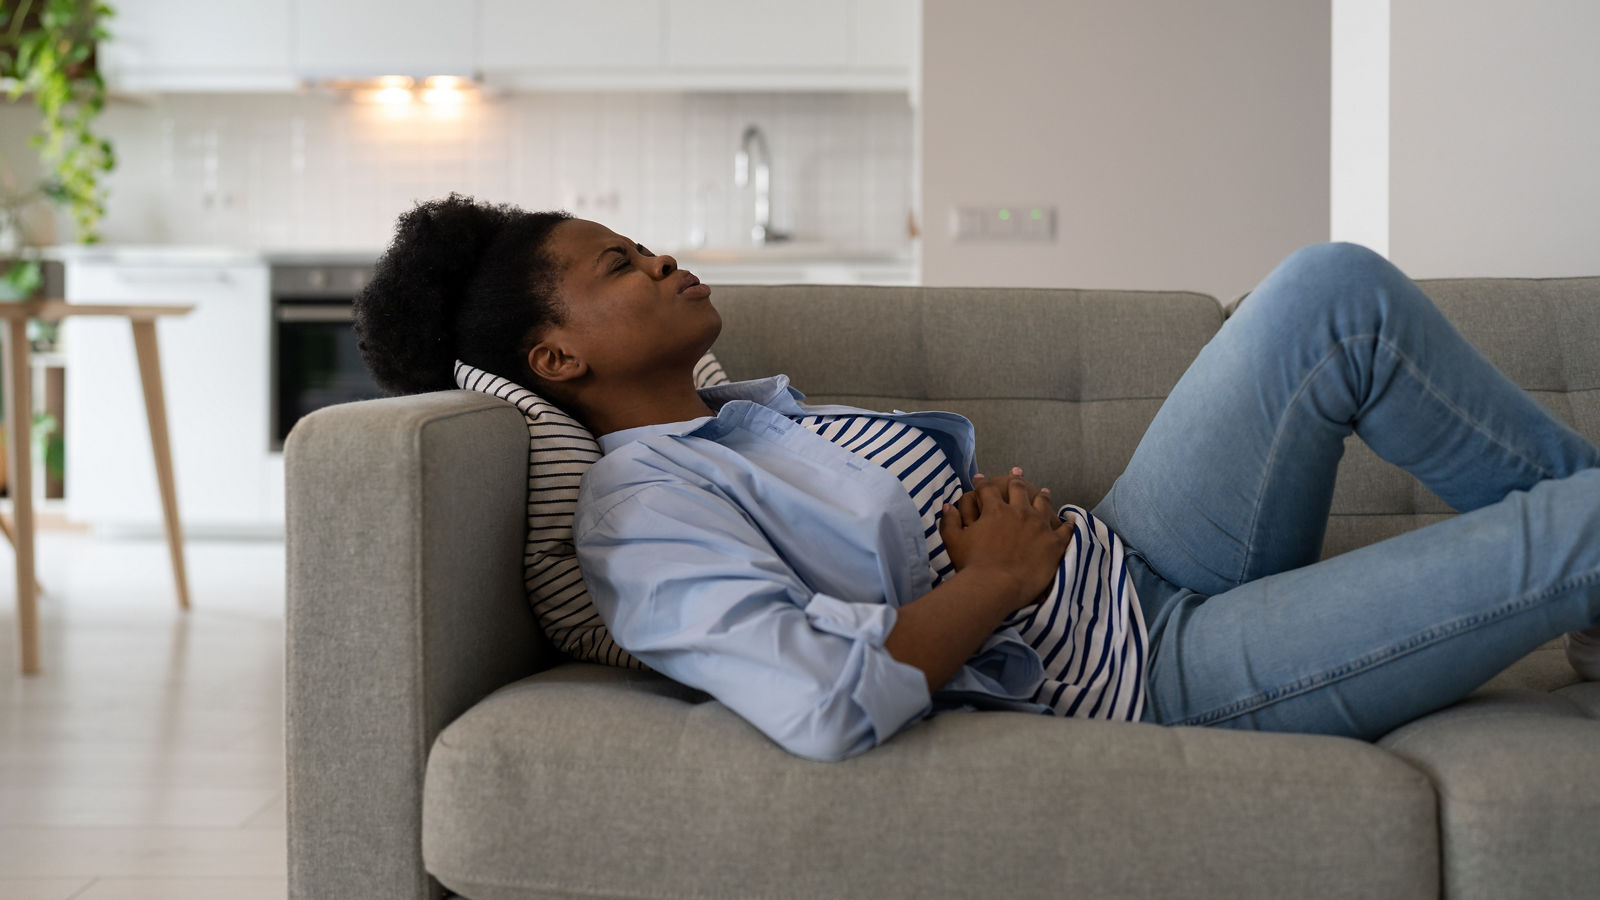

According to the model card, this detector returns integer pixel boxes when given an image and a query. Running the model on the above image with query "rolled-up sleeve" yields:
[576,480,934,763]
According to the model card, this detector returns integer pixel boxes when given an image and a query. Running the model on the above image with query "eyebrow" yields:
[594,242,648,269]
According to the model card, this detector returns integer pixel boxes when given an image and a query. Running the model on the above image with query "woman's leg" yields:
[1087,240,1600,735]
[1092,241,1600,599]
[1140,467,1600,737]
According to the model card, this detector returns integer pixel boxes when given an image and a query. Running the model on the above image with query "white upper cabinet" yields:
[481,0,916,90]
[479,0,665,70]
[853,0,918,70]
[100,0,296,91]
[99,0,916,92]
[293,0,476,78]
[666,0,852,69]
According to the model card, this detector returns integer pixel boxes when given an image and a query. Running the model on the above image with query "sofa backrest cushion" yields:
[705,284,1225,514]
[709,277,1600,564]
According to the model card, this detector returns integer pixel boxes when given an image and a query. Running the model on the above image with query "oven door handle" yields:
[275,305,354,322]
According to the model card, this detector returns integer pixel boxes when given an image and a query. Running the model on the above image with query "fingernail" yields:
[1012,466,1023,475]
[974,472,984,479]
[1040,487,1050,494]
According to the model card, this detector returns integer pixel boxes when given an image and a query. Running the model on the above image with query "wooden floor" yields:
[0,532,286,900]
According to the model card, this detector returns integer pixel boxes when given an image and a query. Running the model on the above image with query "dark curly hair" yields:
[354,193,574,395]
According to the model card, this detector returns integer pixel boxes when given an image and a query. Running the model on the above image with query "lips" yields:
[676,270,711,299]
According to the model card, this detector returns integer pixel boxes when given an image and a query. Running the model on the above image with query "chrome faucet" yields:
[734,124,790,245]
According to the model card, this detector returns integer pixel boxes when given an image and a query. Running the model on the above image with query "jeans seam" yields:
[1241,330,1560,583]
[1370,333,1561,482]
[1169,565,1600,728]
[1240,334,1377,582]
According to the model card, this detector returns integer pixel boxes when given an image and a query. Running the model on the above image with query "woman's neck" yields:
[581,376,717,438]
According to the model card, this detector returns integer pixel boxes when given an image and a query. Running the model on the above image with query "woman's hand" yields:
[952,467,1060,540]
[938,467,1073,612]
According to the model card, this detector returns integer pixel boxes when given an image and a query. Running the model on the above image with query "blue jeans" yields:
[1089,241,1600,740]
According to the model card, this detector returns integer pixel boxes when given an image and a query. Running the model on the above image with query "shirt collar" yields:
[597,374,808,455]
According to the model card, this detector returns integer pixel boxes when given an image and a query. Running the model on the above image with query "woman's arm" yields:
[577,480,937,763]
[883,567,1030,696]
[886,472,1072,695]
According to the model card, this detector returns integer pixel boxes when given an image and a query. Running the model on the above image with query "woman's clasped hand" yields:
[938,466,1074,612]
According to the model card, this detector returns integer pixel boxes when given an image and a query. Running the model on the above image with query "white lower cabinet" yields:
[63,259,279,535]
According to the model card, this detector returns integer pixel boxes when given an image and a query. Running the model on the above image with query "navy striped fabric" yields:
[453,355,729,671]
[794,414,1148,721]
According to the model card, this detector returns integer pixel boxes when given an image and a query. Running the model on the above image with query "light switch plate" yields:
[949,205,1056,241]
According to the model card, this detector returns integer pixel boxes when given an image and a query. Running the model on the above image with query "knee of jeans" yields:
[1283,241,1392,282]
[1258,241,1411,327]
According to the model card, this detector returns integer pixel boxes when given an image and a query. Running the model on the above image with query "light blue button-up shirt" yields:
[575,375,1054,763]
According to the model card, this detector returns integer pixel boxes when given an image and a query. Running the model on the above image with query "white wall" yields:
[920,0,1332,304]
[1329,0,1389,256]
[1389,0,1600,277]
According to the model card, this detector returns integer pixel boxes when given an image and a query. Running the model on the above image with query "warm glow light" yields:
[424,75,466,90]
[422,87,465,106]
[376,75,414,90]
[374,86,414,106]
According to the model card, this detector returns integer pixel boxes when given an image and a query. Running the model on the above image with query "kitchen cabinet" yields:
[479,0,665,71]
[99,0,296,92]
[62,256,277,534]
[101,0,915,92]
[480,0,916,90]
[293,0,477,78]
[667,0,853,68]
[853,0,918,70]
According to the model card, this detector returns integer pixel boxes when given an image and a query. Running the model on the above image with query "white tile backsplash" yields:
[46,90,913,254]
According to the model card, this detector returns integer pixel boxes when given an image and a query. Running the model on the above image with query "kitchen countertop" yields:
[49,242,916,267]
[45,245,269,266]
[45,243,921,286]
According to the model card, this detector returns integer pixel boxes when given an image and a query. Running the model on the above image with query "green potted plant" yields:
[0,0,117,299]
[0,0,114,503]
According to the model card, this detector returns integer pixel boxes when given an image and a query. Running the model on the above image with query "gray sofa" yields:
[287,272,1600,900]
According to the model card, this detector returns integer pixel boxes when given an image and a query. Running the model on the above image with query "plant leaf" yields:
[3,259,43,296]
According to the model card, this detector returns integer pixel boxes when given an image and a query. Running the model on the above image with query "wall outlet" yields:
[949,205,1056,241]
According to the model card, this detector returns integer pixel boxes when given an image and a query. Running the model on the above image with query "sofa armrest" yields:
[286,390,558,900]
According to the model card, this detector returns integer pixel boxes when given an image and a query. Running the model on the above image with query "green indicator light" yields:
[998,209,1011,220]
[1031,208,1043,220]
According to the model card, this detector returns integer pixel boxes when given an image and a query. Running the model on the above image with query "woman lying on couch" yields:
[353,193,1600,763]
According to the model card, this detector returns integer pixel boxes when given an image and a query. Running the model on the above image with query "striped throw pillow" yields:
[453,353,731,670]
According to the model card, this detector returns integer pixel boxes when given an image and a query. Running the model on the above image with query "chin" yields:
[700,305,724,350]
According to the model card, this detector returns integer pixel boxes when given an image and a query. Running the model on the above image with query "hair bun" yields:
[354,193,514,394]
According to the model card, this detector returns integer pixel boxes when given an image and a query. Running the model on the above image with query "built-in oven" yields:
[269,261,386,451]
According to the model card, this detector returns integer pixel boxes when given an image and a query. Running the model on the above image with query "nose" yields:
[655,253,677,277]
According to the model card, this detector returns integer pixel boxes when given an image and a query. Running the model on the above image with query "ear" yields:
[527,338,588,384]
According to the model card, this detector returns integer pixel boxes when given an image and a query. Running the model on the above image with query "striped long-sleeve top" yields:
[793,413,1147,721]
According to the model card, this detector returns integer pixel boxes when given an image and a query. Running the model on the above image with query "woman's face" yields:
[534,218,721,385]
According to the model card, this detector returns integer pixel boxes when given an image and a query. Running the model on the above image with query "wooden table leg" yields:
[131,320,191,611]
[5,318,38,674]
[0,513,47,597]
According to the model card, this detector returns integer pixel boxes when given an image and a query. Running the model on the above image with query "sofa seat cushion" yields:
[1377,682,1600,900]
[1468,637,1583,695]
[423,663,1439,900]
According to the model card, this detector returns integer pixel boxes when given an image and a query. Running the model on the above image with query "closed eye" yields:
[609,243,653,273]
